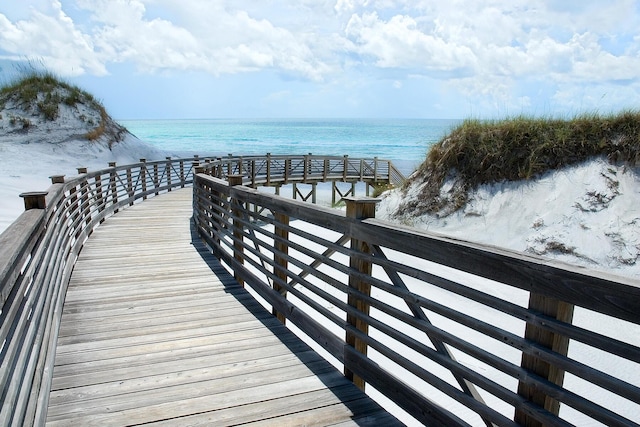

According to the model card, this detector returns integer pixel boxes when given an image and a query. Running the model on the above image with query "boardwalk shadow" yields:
[189,220,403,426]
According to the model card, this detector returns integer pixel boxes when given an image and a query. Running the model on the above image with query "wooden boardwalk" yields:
[46,189,402,426]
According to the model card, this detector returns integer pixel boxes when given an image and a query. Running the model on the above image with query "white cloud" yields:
[0,1,106,75]
[1,0,640,116]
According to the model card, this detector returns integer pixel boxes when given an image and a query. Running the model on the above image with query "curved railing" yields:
[0,157,197,426]
[198,153,405,188]
[0,154,403,426]
[193,172,640,427]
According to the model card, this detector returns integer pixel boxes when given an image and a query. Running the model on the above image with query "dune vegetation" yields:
[398,112,640,217]
[0,68,120,143]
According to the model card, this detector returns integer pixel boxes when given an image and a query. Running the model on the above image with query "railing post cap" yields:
[342,196,381,204]
[166,156,172,160]
[194,166,205,174]
[140,158,147,163]
[108,161,117,167]
[19,191,48,210]
[50,175,65,184]
[77,167,88,174]
[227,174,244,186]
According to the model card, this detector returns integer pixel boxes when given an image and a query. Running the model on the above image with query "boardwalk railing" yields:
[193,172,640,427]
[0,154,402,426]
[199,153,405,188]
[0,157,196,426]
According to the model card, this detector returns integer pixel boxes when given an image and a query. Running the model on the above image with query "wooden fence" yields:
[0,157,197,426]
[0,154,402,426]
[193,172,640,427]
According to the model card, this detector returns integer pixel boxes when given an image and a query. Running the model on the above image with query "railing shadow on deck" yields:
[188,220,401,425]
[192,172,640,427]
[0,153,403,426]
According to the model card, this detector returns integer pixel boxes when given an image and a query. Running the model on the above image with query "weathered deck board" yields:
[47,189,402,426]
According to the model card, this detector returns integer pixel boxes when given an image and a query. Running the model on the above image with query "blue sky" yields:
[1,0,640,120]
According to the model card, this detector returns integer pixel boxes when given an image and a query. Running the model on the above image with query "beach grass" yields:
[399,112,640,216]
[0,66,109,140]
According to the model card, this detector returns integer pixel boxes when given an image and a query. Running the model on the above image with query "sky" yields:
[1,0,640,120]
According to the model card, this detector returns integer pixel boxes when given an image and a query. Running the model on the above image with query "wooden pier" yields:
[45,189,401,426]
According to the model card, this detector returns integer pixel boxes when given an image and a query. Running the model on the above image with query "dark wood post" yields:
[285,158,291,184]
[19,191,48,210]
[166,157,172,191]
[343,196,380,391]
[273,212,289,324]
[515,295,575,426]
[126,166,134,206]
[153,163,159,195]
[228,174,244,287]
[180,160,185,188]
[343,155,348,181]
[50,175,65,184]
[140,159,147,200]
[77,167,90,224]
[94,174,104,220]
[266,153,271,186]
[373,157,378,183]
[109,162,118,213]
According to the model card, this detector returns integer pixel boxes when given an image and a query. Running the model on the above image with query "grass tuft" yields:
[398,112,640,217]
[0,65,125,143]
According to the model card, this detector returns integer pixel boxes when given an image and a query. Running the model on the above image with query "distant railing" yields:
[193,172,640,427]
[0,157,196,426]
[199,153,405,188]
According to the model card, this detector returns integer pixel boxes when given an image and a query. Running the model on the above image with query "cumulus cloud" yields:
[1,0,640,115]
[0,0,106,75]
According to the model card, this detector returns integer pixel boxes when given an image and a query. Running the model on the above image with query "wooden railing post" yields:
[153,163,159,195]
[285,158,291,184]
[343,196,380,391]
[94,173,104,220]
[50,175,65,184]
[273,212,289,324]
[19,191,48,210]
[126,166,134,206]
[228,174,245,287]
[109,162,118,213]
[266,153,271,186]
[180,160,185,188]
[373,157,378,183]
[515,294,575,426]
[303,153,310,182]
[77,167,90,224]
[166,157,172,191]
[140,159,147,200]
[343,155,348,181]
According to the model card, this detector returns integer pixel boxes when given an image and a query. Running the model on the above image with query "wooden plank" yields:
[47,188,398,426]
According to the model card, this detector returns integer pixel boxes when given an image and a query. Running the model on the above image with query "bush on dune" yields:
[0,67,119,142]
[396,112,640,217]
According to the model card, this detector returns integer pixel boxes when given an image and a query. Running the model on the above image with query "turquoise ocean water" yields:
[119,118,459,175]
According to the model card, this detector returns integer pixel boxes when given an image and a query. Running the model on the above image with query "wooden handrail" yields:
[0,154,404,426]
[193,172,640,427]
[0,157,197,426]
[5,153,637,426]
[196,154,406,188]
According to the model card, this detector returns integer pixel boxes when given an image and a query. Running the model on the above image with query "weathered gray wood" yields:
[194,170,640,427]
[46,188,398,426]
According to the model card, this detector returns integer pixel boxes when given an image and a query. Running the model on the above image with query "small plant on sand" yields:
[396,112,640,217]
